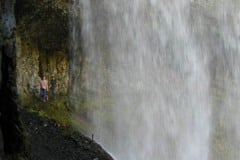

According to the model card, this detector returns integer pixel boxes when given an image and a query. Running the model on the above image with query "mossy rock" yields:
[15,0,69,53]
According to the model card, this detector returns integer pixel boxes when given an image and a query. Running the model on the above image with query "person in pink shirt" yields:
[40,75,48,102]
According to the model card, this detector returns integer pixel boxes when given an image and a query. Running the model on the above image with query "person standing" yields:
[50,76,57,99]
[40,75,48,102]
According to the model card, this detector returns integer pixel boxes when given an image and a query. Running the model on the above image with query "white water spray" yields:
[70,1,240,160]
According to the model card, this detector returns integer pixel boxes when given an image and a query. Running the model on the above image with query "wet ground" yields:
[20,109,113,160]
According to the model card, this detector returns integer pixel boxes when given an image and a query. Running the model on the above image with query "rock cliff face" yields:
[16,39,41,98]
[15,0,70,100]
[16,40,70,100]
[0,0,26,157]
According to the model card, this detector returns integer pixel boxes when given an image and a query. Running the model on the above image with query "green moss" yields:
[21,91,114,135]
[43,100,72,126]
[21,94,91,134]
[21,95,70,126]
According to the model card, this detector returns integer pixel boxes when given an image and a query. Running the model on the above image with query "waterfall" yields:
[70,0,240,160]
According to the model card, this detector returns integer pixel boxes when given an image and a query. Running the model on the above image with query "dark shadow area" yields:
[0,127,3,155]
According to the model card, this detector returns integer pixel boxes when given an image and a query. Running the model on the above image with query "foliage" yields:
[21,93,90,133]
[23,95,70,126]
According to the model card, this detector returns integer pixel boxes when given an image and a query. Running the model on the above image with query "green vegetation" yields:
[23,96,71,126]
[21,95,88,131]
[20,92,113,135]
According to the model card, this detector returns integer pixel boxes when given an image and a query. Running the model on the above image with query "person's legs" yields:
[40,88,47,102]
[45,90,48,102]
[43,89,47,102]
[52,88,56,99]
[40,88,44,101]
